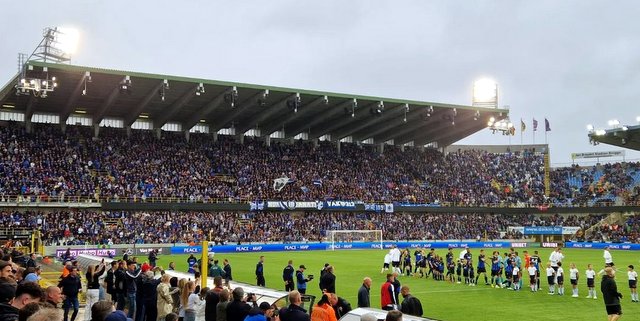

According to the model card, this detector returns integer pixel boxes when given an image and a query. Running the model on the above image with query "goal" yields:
[327,230,383,250]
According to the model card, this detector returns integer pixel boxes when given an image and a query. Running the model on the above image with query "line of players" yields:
[381,246,638,302]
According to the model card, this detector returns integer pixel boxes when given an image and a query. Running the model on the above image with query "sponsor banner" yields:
[266,201,320,210]
[394,203,441,208]
[364,204,385,212]
[510,242,528,248]
[518,226,580,235]
[523,226,562,235]
[56,248,117,258]
[250,201,266,211]
[565,242,640,250]
[170,241,515,254]
[561,227,581,235]
[321,201,356,210]
[542,242,560,248]
[385,203,394,213]
[571,150,625,160]
[133,247,169,256]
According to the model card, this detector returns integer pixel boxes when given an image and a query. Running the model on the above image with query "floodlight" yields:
[594,129,606,136]
[608,119,619,127]
[55,27,80,55]
[472,78,498,107]
[637,116,640,123]
[195,83,205,96]
[622,126,628,131]
[586,124,594,131]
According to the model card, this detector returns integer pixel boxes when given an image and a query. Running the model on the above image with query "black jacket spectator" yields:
[319,269,335,294]
[279,304,309,321]
[357,284,370,308]
[400,295,423,317]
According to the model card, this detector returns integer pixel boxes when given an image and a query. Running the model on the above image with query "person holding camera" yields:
[227,287,257,321]
[296,265,313,295]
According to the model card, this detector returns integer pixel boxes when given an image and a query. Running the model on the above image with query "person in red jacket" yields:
[380,273,397,311]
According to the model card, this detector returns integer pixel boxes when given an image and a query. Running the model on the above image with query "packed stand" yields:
[1,210,609,246]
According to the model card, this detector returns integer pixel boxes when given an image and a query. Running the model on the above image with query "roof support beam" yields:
[182,88,231,131]
[285,99,354,139]
[153,85,198,129]
[25,96,36,121]
[332,104,407,141]
[395,114,476,146]
[415,118,484,146]
[236,93,297,135]
[373,118,429,144]
[124,81,164,127]
[209,90,268,133]
[60,73,89,123]
[308,102,377,140]
[93,77,127,125]
[352,108,423,142]
[261,95,327,137]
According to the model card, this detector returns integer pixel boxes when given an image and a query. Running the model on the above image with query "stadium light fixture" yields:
[586,124,594,131]
[608,119,620,127]
[594,129,606,136]
[224,86,238,108]
[472,78,498,108]
[55,27,80,55]
[158,79,169,101]
[195,83,205,96]
[636,116,640,123]
[622,126,628,131]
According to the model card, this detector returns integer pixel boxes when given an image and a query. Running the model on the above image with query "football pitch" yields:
[153,248,640,321]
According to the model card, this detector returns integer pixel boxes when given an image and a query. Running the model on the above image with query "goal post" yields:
[328,230,383,251]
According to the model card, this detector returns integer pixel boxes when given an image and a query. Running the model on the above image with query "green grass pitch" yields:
[153,248,640,321]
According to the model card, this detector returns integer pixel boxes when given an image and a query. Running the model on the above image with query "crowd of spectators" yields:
[2,122,640,206]
[0,210,610,246]
[586,214,640,243]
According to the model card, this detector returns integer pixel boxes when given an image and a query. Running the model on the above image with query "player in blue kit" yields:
[476,249,489,285]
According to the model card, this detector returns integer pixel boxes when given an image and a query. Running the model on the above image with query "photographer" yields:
[296,265,313,295]
[227,287,257,321]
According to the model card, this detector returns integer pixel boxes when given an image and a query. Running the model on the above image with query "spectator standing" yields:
[601,267,623,321]
[296,265,312,295]
[279,291,310,321]
[319,267,335,294]
[223,259,233,288]
[59,267,82,321]
[357,277,371,308]
[283,260,295,292]
[157,274,174,321]
[399,286,423,317]
[256,257,265,287]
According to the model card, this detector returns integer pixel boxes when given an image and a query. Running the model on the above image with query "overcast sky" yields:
[1,0,639,166]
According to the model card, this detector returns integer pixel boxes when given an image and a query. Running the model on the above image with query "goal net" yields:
[327,230,383,250]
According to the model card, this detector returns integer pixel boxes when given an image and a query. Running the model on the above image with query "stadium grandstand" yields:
[588,122,640,151]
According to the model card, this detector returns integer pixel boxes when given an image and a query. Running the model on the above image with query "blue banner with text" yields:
[170,241,518,254]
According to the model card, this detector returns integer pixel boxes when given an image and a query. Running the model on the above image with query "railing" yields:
[1,194,640,208]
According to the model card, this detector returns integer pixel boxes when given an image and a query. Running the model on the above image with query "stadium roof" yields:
[588,124,640,151]
[0,61,509,147]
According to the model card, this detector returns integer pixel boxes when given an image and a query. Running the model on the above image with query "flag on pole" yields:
[520,119,526,132]
[545,118,551,132]
[533,118,538,131]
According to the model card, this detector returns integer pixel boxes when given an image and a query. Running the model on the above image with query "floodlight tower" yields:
[15,27,79,98]
[472,78,498,108]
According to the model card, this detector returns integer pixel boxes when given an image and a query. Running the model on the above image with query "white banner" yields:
[571,150,625,159]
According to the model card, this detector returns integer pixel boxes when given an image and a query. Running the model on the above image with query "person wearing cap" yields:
[296,265,312,295]
[628,265,638,302]
[601,267,623,321]
[104,310,133,321]
[244,302,273,321]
